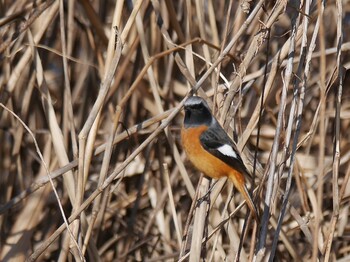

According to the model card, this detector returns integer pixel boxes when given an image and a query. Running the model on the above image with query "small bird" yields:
[181,96,259,220]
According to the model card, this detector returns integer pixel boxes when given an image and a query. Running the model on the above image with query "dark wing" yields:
[200,122,251,179]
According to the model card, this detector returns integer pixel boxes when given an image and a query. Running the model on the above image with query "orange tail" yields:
[228,171,259,221]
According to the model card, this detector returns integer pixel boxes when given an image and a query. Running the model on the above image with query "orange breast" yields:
[181,126,245,183]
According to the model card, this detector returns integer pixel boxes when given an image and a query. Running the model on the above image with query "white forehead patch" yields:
[184,97,204,107]
[217,144,237,159]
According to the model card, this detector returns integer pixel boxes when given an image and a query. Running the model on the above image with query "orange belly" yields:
[181,126,245,184]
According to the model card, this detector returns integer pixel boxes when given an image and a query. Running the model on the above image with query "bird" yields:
[181,96,259,220]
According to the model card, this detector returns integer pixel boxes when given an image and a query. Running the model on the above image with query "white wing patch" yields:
[217,144,238,159]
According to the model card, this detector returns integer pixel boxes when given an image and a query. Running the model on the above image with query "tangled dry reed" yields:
[1,0,350,261]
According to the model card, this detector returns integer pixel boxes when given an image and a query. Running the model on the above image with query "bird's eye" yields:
[194,104,202,110]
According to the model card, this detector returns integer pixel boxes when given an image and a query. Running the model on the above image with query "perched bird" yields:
[181,96,259,220]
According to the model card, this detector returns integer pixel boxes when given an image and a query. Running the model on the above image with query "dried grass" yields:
[1,0,350,261]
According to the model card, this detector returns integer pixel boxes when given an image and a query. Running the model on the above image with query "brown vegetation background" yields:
[1,0,350,261]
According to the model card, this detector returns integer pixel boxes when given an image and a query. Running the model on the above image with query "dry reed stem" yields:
[313,0,327,260]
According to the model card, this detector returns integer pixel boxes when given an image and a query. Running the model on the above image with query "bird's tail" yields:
[228,171,259,222]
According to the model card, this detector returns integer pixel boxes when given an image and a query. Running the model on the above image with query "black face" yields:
[183,97,212,128]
